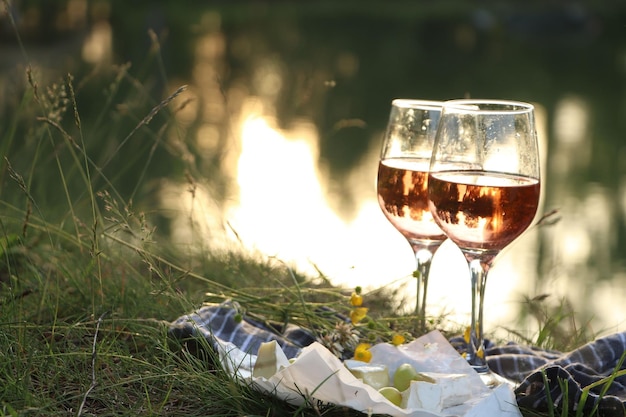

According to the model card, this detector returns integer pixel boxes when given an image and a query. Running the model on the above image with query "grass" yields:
[0,2,620,416]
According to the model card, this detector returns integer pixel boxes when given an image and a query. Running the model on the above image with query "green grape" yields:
[393,363,436,391]
[378,386,403,407]
[393,363,419,391]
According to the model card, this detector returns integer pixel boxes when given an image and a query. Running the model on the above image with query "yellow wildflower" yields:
[350,307,368,324]
[350,292,363,307]
[354,343,372,363]
[476,346,485,359]
[463,326,471,344]
[391,333,405,346]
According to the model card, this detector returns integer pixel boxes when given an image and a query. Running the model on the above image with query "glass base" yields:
[471,363,490,374]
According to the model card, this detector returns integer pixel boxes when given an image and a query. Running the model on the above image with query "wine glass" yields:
[427,99,541,373]
[377,99,447,332]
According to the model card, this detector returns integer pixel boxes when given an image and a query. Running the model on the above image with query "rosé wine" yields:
[428,170,540,252]
[377,159,446,245]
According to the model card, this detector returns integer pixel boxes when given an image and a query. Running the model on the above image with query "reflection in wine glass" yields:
[428,99,541,374]
[377,99,447,332]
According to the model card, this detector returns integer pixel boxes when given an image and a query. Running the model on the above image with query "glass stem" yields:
[468,258,489,372]
[414,248,433,333]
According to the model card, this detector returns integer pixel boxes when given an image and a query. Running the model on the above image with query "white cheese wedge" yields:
[401,372,472,412]
[252,340,291,379]
[344,360,390,390]
[402,381,444,411]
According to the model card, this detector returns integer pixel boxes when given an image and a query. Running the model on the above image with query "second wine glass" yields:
[377,99,447,332]
[428,99,541,373]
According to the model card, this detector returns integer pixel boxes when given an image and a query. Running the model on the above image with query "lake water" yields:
[3,1,626,340]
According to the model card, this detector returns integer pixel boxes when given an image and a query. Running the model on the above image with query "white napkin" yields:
[217,329,522,417]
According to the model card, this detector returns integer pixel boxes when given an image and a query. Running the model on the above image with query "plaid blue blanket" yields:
[169,301,626,416]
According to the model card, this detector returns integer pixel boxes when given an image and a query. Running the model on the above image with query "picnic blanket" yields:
[169,301,626,416]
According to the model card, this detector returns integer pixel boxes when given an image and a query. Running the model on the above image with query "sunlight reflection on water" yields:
[227,98,415,292]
